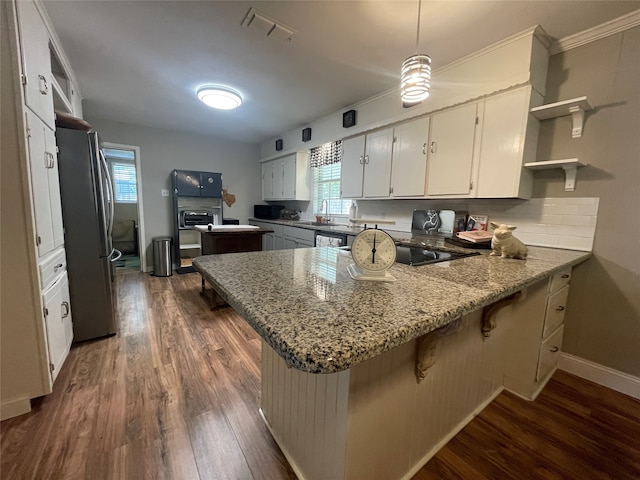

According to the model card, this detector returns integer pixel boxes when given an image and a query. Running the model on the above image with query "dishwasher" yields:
[315,231,349,248]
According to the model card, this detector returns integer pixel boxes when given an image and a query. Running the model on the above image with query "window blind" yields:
[111,162,138,203]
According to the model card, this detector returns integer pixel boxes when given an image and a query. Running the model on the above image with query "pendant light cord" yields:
[414,0,422,54]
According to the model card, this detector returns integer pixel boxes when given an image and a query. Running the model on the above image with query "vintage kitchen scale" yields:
[347,219,397,282]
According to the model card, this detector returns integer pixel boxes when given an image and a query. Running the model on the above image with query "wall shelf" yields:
[524,159,587,192]
[530,96,591,138]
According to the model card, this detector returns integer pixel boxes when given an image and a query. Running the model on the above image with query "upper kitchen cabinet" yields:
[476,86,541,198]
[262,152,310,201]
[174,170,223,197]
[390,117,430,197]
[16,0,55,129]
[340,128,394,198]
[426,102,478,196]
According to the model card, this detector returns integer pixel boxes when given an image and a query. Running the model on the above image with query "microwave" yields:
[254,204,285,220]
[179,210,213,228]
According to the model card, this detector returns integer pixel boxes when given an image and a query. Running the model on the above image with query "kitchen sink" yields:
[295,221,341,227]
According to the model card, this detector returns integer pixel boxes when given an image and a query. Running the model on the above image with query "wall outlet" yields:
[161,189,170,197]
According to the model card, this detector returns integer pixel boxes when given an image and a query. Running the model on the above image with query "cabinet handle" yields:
[364,155,370,164]
[550,346,559,353]
[61,301,70,318]
[38,74,48,95]
[561,274,570,279]
[422,143,427,155]
[430,141,437,154]
[53,263,64,272]
[359,155,364,165]
[555,305,565,312]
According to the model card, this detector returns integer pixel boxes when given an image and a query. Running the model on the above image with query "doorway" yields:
[102,143,146,272]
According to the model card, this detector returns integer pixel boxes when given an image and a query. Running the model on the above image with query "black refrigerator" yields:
[56,127,120,342]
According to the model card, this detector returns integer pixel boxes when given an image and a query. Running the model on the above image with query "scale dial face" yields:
[351,228,397,272]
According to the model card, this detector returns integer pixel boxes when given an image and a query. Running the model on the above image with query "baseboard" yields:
[1,397,31,421]
[559,353,640,400]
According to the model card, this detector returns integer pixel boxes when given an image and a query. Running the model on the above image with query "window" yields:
[311,141,351,216]
[111,162,138,203]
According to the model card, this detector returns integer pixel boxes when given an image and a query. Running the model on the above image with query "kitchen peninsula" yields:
[193,246,590,480]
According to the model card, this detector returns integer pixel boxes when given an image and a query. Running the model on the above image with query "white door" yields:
[426,103,477,196]
[340,135,365,198]
[391,117,430,196]
[262,162,273,200]
[272,159,284,200]
[282,154,296,199]
[363,128,394,198]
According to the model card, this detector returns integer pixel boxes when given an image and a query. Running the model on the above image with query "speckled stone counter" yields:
[193,245,590,374]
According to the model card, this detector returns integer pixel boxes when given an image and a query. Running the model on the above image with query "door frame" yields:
[102,142,147,272]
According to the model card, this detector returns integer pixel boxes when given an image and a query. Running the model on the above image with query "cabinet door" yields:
[391,117,430,196]
[340,135,365,198]
[363,128,394,198]
[426,103,477,196]
[282,236,296,249]
[262,162,273,200]
[263,232,275,251]
[45,126,64,249]
[16,0,55,129]
[69,80,83,118]
[282,154,296,199]
[42,273,72,383]
[200,172,222,198]
[174,170,202,196]
[476,87,533,198]
[272,160,284,200]
[26,111,54,256]
[273,233,284,250]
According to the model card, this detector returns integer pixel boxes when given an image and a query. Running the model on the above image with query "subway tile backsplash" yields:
[357,197,599,252]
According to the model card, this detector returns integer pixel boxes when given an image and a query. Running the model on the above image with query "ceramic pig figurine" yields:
[490,222,528,260]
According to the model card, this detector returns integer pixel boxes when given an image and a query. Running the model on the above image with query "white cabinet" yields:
[476,86,540,198]
[362,128,394,197]
[283,226,315,248]
[15,0,55,129]
[504,268,571,400]
[42,272,73,383]
[262,152,310,201]
[250,221,283,250]
[340,135,366,198]
[390,117,430,197]
[25,110,64,257]
[426,102,478,196]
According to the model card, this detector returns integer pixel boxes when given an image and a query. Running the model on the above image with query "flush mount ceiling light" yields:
[400,0,431,105]
[197,86,242,110]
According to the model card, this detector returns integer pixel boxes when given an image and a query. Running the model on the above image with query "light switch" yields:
[161,189,170,197]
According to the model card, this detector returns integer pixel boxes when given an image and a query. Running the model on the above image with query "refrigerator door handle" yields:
[99,149,115,240]
[109,248,123,263]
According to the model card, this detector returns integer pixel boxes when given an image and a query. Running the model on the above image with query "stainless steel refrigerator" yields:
[56,127,121,342]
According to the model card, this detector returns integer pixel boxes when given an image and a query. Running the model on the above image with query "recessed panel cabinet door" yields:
[45,125,64,249]
[42,273,72,383]
[199,172,222,198]
[391,117,430,196]
[363,128,394,198]
[340,135,365,198]
[16,0,55,129]
[426,103,477,196]
[174,170,202,196]
[282,154,296,199]
[272,160,284,199]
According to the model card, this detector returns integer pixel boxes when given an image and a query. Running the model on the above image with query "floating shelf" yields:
[524,159,587,192]
[530,96,592,138]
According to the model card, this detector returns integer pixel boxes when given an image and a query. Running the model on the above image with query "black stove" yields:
[395,245,479,266]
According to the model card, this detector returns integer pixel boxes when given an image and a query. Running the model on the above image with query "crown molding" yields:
[550,9,640,54]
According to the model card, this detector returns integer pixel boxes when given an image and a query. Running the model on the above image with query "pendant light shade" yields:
[401,54,431,104]
[401,0,431,104]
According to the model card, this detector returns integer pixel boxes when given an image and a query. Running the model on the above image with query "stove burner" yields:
[395,245,479,266]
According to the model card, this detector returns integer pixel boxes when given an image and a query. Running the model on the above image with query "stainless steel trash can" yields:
[152,236,173,277]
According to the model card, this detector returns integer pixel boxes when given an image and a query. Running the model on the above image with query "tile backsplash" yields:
[356,197,599,252]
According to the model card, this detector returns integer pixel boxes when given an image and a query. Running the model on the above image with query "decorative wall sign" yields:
[275,139,283,151]
[302,127,312,142]
[343,109,356,128]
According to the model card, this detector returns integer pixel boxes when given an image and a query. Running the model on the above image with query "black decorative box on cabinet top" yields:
[302,127,312,142]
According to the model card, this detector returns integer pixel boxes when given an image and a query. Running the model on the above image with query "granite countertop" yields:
[193,245,590,374]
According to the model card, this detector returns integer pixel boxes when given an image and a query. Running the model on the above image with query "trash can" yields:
[152,236,173,277]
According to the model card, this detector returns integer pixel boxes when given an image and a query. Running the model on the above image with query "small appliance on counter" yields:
[254,204,284,219]
[179,210,214,228]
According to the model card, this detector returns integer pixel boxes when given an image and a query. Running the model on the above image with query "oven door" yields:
[315,231,348,247]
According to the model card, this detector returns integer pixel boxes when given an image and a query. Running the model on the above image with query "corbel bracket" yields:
[481,291,524,339]
[415,317,464,383]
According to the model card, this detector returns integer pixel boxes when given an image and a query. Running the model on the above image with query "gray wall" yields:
[85,118,262,270]
[534,27,640,376]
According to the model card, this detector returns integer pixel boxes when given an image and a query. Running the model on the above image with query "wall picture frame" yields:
[275,139,283,151]
[302,127,312,142]
[343,109,356,128]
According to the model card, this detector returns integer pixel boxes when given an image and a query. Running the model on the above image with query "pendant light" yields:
[400,0,431,104]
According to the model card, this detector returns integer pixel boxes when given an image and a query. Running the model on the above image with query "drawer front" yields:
[536,325,564,381]
[543,285,569,338]
[549,268,571,293]
[39,249,67,289]
[283,226,315,243]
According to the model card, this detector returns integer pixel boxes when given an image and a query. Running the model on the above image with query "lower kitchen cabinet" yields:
[250,221,283,250]
[282,226,315,248]
[42,271,73,383]
[504,268,571,400]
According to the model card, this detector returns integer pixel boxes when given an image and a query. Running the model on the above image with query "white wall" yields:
[85,118,262,270]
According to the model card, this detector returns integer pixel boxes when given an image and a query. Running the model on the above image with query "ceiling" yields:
[43,1,640,144]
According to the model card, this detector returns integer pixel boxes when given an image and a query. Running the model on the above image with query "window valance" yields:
[310,141,342,168]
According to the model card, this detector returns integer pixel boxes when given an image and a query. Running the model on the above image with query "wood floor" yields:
[2,271,639,480]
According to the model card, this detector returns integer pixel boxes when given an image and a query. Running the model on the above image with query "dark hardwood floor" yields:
[2,271,639,479]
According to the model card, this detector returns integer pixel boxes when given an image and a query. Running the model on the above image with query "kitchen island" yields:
[193,246,590,480]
